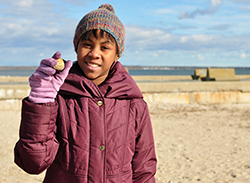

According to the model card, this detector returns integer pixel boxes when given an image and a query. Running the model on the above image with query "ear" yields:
[114,54,119,62]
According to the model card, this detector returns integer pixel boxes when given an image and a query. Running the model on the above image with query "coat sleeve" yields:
[14,98,59,174]
[132,101,157,182]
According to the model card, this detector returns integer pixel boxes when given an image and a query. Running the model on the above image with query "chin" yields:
[84,72,97,80]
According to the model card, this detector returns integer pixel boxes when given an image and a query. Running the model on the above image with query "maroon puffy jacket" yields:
[14,61,157,182]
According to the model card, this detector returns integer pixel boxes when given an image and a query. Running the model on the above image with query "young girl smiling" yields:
[14,4,157,182]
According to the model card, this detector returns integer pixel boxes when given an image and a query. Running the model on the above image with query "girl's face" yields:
[77,30,119,86]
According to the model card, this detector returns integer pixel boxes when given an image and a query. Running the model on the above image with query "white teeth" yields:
[87,62,99,67]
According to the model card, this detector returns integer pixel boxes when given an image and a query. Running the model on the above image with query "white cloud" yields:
[126,25,172,50]
[241,53,247,59]
[241,4,250,11]
[14,0,34,8]
[0,0,79,65]
[61,0,92,6]
[179,35,215,44]
[178,0,222,19]
[198,54,205,60]
[123,24,250,66]
[211,0,222,8]
[126,25,250,52]
[0,0,77,42]
[191,35,215,42]
[152,53,159,57]
[178,0,250,19]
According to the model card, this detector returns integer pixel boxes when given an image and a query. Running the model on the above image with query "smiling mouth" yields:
[86,62,99,68]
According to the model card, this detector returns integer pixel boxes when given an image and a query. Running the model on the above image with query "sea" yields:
[1,67,250,77]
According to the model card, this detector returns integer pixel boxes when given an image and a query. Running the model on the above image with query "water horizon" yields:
[1,66,250,77]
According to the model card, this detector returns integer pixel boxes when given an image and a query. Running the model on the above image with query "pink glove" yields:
[28,51,72,103]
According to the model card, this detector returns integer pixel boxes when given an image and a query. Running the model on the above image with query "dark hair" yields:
[80,29,119,55]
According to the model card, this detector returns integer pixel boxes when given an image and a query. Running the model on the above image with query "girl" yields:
[14,4,157,183]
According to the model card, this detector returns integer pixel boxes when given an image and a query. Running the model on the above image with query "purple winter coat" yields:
[14,61,157,182]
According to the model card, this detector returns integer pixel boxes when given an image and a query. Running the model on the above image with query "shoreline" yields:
[2,74,250,83]
[2,76,250,110]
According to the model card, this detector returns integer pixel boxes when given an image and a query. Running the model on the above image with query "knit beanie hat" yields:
[73,4,125,57]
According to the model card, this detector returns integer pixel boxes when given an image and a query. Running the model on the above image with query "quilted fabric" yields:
[14,61,156,182]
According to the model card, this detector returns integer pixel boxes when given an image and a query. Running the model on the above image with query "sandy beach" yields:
[1,102,250,183]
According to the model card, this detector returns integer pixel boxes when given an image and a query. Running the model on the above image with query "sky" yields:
[0,0,250,67]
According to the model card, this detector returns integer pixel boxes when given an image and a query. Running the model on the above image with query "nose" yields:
[89,47,100,59]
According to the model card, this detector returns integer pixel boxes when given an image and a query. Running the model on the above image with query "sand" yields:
[1,102,250,183]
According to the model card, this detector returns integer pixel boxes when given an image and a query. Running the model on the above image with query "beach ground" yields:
[1,102,250,183]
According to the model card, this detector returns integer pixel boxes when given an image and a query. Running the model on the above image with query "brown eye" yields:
[102,46,109,50]
[82,43,91,48]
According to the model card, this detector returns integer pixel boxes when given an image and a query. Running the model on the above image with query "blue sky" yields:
[0,0,250,66]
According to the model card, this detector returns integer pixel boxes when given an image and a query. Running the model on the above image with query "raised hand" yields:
[28,51,72,103]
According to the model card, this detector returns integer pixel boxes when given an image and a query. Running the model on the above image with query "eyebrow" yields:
[101,40,114,45]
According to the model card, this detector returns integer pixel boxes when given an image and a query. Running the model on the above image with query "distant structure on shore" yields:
[124,66,250,70]
[1,66,250,71]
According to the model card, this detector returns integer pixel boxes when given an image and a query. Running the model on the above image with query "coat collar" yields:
[59,61,143,99]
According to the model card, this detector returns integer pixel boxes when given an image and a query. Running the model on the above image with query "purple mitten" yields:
[28,51,72,103]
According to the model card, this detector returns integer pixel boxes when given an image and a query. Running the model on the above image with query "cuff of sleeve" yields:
[28,95,55,104]
[23,97,57,113]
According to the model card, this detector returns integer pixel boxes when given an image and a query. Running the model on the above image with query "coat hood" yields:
[59,61,143,99]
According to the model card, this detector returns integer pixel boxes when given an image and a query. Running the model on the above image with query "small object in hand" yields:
[54,58,65,71]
